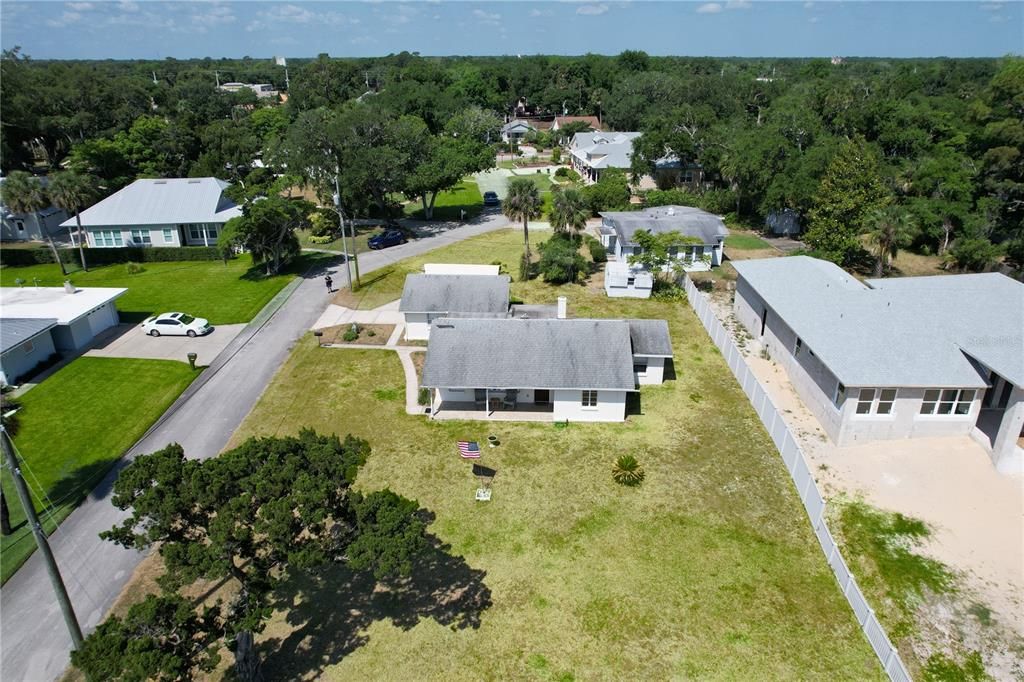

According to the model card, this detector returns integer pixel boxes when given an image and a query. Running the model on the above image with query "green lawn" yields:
[335,228,533,310]
[1,357,200,583]
[231,253,882,678]
[0,252,327,324]
[725,233,774,250]
[404,181,484,221]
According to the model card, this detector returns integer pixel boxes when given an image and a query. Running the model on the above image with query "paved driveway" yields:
[0,213,517,682]
[473,168,513,199]
[86,324,246,366]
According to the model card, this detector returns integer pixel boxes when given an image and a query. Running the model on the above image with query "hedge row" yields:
[1,245,223,267]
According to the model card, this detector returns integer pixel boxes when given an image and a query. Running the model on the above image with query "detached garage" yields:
[0,285,126,385]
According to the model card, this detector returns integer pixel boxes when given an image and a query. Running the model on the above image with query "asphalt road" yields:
[0,211,512,682]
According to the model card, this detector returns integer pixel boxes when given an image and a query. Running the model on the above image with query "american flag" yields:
[458,441,481,459]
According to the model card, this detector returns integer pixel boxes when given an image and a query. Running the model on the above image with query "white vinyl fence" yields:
[683,277,912,682]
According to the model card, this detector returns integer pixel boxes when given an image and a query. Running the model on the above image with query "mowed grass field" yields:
[232,264,882,679]
[1,357,200,582]
[404,181,484,221]
[0,252,327,324]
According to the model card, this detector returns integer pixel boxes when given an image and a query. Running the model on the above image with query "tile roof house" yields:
[732,256,1024,472]
[61,177,242,249]
[599,205,729,297]
[399,273,511,340]
[422,317,672,422]
[568,131,642,183]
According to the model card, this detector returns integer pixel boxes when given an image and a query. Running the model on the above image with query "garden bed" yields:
[321,323,394,346]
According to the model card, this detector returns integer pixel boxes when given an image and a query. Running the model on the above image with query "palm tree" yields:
[48,171,97,272]
[502,177,543,279]
[549,187,589,235]
[1,171,67,276]
[864,207,916,277]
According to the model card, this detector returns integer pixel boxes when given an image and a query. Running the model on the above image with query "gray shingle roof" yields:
[569,132,642,169]
[733,256,1024,388]
[1,318,57,354]
[627,319,673,357]
[601,206,728,246]
[422,318,637,390]
[61,177,241,228]
[399,274,510,314]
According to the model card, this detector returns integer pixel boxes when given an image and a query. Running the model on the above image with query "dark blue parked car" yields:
[367,228,407,250]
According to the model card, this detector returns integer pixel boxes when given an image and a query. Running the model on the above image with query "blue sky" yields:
[2,1,1020,60]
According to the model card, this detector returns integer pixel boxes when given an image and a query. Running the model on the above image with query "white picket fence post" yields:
[682,278,911,681]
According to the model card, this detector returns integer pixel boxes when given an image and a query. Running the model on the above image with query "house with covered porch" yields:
[61,177,241,249]
[568,131,641,184]
[421,317,672,422]
[732,257,1024,473]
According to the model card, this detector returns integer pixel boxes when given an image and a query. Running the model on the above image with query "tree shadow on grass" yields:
[259,530,492,680]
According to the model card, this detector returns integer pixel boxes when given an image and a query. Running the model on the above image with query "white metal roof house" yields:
[0,176,70,243]
[398,273,511,341]
[732,256,1024,473]
[60,177,242,249]
[0,285,126,385]
[422,317,672,422]
[568,131,642,183]
[599,205,729,297]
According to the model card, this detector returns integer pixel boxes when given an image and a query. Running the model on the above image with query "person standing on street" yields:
[325,274,334,293]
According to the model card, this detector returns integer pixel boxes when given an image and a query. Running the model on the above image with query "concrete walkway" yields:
[313,299,403,330]
[0,213,513,682]
[85,323,246,367]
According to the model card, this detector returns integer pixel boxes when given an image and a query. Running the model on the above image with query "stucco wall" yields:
[405,313,430,341]
[636,356,665,385]
[0,331,56,385]
[50,317,95,351]
[552,389,626,422]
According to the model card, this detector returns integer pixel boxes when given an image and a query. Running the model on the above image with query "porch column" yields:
[203,225,209,247]
[991,385,1024,473]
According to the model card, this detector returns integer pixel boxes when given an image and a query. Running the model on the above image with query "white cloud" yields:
[350,35,377,45]
[472,8,501,24]
[808,16,819,23]
[803,1,814,7]
[696,3,722,14]
[530,8,553,17]
[247,4,352,32]
[118,0,139,12]
[576,3,609,15]
[190,4,235,30]
[65,2,93,10]
[46,10,82,27]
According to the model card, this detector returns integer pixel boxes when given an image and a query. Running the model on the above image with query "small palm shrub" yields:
[125,262,145,275]
[612,455,645,487]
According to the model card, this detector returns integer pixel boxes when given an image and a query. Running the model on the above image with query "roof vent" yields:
[436,323,455,329]
[154,180,167,185]
[667,207,676,216]
[187,179,202,184]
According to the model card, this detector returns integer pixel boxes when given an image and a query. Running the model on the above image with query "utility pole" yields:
[348,215,361,289]
[0,427,83,650]
[333,174,353,291]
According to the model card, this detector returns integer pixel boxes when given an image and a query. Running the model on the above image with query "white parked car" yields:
[142,312,212,338]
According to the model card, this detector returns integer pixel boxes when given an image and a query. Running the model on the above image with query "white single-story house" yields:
[1,176,70,243]
[501,120,535,143]
[399,273,511,341]
[598,206,728,297]
[218,82,279,99]
[422,317,672,422]
[604,261,654,299]
[569,131,642,184]
[0,285,126,385]
[732,256,1024,473]
[60,177,242,249]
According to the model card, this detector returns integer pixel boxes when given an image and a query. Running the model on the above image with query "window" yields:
[188,225,202,241]
[877,389,897,415]
[581,390,598,408]
[794,337,803,354]
[632,246,643,256]
[920,389,975,416]
[130,229,152,245]
[627,277,636,286]
[634,359,648,376]
[94,230,123,247]
[15,220,25,232]
[206,224,219,240]
[856,389,875,414]
[163,228,174,243]
[833,382,846,408]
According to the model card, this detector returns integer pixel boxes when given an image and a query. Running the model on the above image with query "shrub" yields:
[125,262,145,275]
[417,387,430,406]
[490,259,509,275]
[645,189,699,208]
[554,167,568,178]
[651,279,687,301]
[550,147,562,164]
[342,329,359,342]
[584,235,607,263]
[538,233,588,284]
[581,169,630,214]
[944,237,1002,272]
[366,329,376,337]
[612,455,645,487]
[308,210,336,237]
[699,188,738,215]
[0,245,224,267]
[11,352,62,385]
[307,234,335,245]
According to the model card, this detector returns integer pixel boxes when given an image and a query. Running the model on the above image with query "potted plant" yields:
[487,435,499,448]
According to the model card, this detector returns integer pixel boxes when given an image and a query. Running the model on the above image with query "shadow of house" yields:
[260,532,492,680]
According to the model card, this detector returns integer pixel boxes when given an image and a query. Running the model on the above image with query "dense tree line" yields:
[2,49,1021,271]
